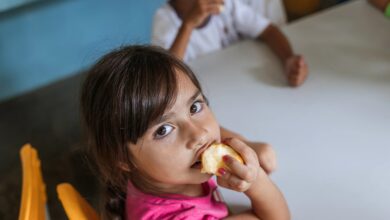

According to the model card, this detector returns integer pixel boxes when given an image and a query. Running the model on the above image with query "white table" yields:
[189,1,390,219]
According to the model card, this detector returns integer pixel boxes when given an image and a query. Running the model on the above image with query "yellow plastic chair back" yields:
[284,0,320,17]
[57,183,100,220]
[18,144,47,220]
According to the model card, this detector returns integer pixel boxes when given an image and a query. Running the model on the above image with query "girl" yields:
[81,45,290,219]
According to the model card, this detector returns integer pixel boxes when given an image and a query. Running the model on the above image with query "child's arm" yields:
[258,24,308,87]
[220,127,277,174]
[169,0,224,59]
[218,138,290,220]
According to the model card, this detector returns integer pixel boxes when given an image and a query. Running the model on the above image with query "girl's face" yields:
[128,70,220,193]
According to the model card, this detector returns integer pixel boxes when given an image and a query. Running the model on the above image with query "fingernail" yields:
[218,168,226,176]
[223,155,230,163]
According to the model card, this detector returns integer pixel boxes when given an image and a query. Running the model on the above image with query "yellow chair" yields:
[18,144,47,220]
[57,183,100,220]
[284,0,320,18]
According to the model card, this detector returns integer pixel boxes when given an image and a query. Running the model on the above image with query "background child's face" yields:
[128,70,220,191]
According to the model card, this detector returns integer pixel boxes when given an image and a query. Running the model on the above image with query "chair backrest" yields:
[57,183,100,220]
[284,0,320,17]
[18,144,47,220]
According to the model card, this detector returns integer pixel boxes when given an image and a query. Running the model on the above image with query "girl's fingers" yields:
[218,169,251,192]
[217,138,261,192]
[222,138,259,181]
[223,138,259,168]
[223,155,255,183]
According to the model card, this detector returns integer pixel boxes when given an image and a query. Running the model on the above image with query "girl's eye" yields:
[154,124,173,139]
[190,101,203,114]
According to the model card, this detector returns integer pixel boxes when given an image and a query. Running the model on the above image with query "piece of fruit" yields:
[201,143,244,176]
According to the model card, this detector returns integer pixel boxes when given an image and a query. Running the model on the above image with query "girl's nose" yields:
[186,121,208,150]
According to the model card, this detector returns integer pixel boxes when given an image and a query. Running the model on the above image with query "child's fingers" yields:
[295,55,307,71]
[217,169,251,192]
[288,55,305,70]
[288,68,299,82]
[195,0,221,14]
[223,138,259,169]
[290,73,305,86]
[295,54,303,62]
[288,75,301,87]
[293,57,304,70]
[299,58,305,67]
[217,139,261,192]
[205,4,225,14]
[205,6,222,14]
[288,56,308,87]
[202,0,224,5]
[223,155,256,183]
[201,0,224,13]
[222,138,259,182]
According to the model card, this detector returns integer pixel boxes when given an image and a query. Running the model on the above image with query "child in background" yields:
[152,0,308,87]
[81,45,289,219]
[368,0,390,16]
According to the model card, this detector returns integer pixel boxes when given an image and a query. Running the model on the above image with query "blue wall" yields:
[0,0,165,101]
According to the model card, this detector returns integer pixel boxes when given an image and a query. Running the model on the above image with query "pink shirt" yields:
[126,179,229,220]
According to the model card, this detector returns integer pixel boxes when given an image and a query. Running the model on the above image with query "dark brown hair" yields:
[80,45,204,219]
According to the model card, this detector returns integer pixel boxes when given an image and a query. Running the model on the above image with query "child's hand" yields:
[185,0,224,28]
[216,138,261,192]
[246,142,277,174]
[285,55,308,87]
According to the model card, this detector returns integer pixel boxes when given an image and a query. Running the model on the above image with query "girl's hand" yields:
[246,142,277,174]
[285,55,308,87]
[216,138,260,192]
[184,0,224,28]
[219,127,276,174]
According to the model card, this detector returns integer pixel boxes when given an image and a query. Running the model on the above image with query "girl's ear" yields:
[117,162,131,172]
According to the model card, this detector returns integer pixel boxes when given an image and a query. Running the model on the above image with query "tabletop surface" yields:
[189,1,390,219]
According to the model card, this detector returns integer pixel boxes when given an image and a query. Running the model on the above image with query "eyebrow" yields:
[188,90,202,106]
[152,90,202,126]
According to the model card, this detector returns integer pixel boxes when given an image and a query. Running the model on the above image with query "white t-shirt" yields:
[240,0,287,26]
[151,0,271,61]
